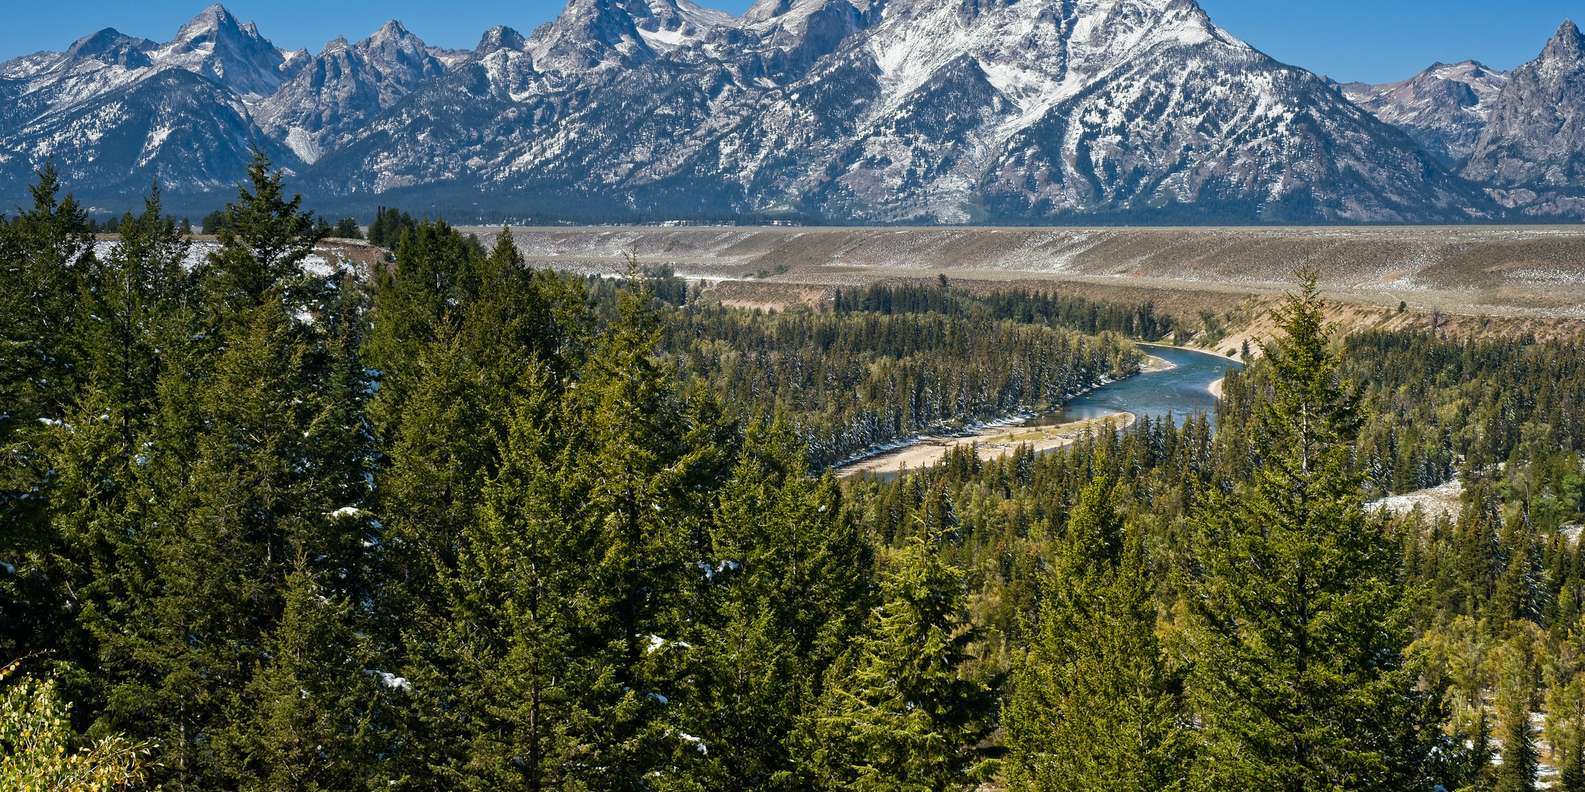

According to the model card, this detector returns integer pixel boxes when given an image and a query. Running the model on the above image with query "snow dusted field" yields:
[471,224,1585,320]
[1369,479,1465,523]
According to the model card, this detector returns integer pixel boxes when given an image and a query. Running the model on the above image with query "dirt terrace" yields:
[461,225,1585,322]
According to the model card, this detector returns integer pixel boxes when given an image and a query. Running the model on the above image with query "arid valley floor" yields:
[465,224,1585,351]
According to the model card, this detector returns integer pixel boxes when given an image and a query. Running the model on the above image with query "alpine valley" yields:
[4,0,1585,224]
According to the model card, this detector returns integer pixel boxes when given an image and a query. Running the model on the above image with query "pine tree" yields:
[419,376,618,789]
[74,188,195,436]
[0,165,96,664]
[1184,272,1444,790]
[1492,627,1543,792]
[241,559,391,792]
[199,151,322,322]
[0,163,94,425]
[373,321,498,633]
[681,419,873,788]
[363,220,487,432]
[569,286,696,785]
[1004,477,1191,791]
[1548,615,1585,792]
[805,526,994,790]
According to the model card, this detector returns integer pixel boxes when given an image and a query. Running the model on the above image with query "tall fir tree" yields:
[1003,477,1192,791]
[0,165,96,666]
[568,285,696,785]
[680,418,874,789]
[198,151,322,323]
[804,524,994,790]
[1492,627,1544,792]
[1183,272,1445,790]
[240,559,393,792]
[418,373,619,790]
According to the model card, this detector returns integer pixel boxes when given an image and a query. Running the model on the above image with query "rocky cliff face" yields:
[1343,61,1508,168]
[254,21,447,165]
[1462,21,1585,215]
[1,1,1581,223]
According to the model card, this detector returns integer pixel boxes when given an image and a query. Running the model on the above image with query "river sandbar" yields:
[837,412,1135,478]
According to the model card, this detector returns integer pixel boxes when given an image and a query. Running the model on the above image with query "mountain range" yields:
[2,1,1583,224]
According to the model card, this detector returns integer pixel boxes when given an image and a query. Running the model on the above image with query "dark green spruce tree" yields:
[0,165,96,666]
[63,157,375,788]
[567,284,697,786]
[679,418,874,789]
[804,522,994,790]
[421,371,615,790]
[1184,273,1445,790]
[1003,477,1192,791]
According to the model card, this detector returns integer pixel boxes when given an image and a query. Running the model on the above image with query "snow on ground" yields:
[91,240,338,276]
[1368,478,1464,523]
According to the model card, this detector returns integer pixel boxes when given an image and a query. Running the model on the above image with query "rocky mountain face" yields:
[0,6,301,201]
[1462,21,1585,215]
[1343,61,1508,168]
[301,0,1490,223]
[255,21,447,164]
[0,1,1581,223]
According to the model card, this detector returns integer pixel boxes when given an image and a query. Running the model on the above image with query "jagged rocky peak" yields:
[65,28,157,68]
[477,25,529,53]
[168,4,270,52]
[523,0,733,71]
[626,0,734,51]
[154,3,289,97]
[1463,18,1585,191]
[253,18,447,165]
[368,20,420,48]
[359,19,442,68]
[525,0,656,74]
[1343,60,1509,167]
[1543,19,1585,61]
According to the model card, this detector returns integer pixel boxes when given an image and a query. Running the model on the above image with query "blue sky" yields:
[0,0,1578,83]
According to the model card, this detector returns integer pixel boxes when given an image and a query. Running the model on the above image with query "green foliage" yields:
[680,418,874,788]
[332,217,363,240]
[367,206,418,249]
[668,305,1138,468]
[833,282,1174,339]
[1003,478,1192,791]
[1183,273,1443,790]
[0,663,150,791]
[804,527,995,790]
[199,151,324,321]
[20,163,1585,790]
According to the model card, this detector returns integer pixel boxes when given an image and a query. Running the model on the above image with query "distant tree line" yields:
[834,282,1176,339]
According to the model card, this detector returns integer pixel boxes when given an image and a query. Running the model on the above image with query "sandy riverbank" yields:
[837,412,1135,478]
[1143,354,1177,373]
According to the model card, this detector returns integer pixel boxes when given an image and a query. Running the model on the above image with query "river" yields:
[835,344,1243,478]
[1043,344,1244,428]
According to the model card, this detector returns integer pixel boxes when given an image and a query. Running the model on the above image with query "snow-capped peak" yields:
[65,28,157,68]
[629,0,734,51]
[172,4,244,45]
[369,20,419,47]
[153,3,290,98]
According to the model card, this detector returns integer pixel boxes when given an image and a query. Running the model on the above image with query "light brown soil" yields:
[836,413,1134,478]
[455,225,1585,349]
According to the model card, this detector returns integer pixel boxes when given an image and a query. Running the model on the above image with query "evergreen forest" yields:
[7,159,1585,791]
